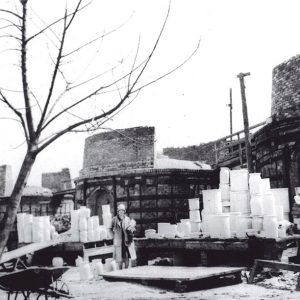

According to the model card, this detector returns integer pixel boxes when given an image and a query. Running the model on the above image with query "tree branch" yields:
[0,90,29,143]
[26,0,91,43]
[35,9,69,135]
[20,0,35,141]
[0,9,22,20]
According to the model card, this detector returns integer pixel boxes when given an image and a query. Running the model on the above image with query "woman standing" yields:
[110,203,136,269]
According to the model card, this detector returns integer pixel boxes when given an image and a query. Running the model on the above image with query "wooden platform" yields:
[103,265,246,292]
[134,235,300,267]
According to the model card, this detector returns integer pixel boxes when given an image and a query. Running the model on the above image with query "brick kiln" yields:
[74,127,218,236]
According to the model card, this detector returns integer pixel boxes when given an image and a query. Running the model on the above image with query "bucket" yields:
[79,262,92,280]
[189,210,201,222]
[263,215,278,239]
[95,261,104,276]
[230,191,250,213]
[220,167,230,185]
[230,169,249,191]
[252,216,263,231]
[262,193,276,216]
[105,258,114,272]
[250,195,264,215]
[219,184,230,200]
[235,215,252,238]
[271,188,290,213]
[52,257,64,267]
[249,173,263,195]
[75,256,83,267]
[202,189,222,214]
[188,198,200,210]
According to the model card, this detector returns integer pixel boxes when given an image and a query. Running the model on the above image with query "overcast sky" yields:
[1,0,300,186]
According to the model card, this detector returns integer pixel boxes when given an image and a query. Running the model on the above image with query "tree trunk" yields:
[0,151,36,260]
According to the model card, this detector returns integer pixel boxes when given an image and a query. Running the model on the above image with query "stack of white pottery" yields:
[271,188,290,221]
[219,167,230,212]
[230,169,251,237]
[188,198,201,232]
[261,179,280,238]
[230,169,250,214]
[102,204,112,230]
[249,173,264,234]
[202,189,230,238]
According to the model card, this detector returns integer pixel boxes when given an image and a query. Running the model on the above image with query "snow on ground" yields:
[60,268,300,300]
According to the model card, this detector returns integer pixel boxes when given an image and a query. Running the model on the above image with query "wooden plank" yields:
[103,265,246,282]
[186,241,248,251]
[253,259,300,272]
[0,232,71,264]
[83,245,113,261]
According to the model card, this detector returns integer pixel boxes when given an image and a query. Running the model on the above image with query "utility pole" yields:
[227,88,233,140]
[237,72,253,172]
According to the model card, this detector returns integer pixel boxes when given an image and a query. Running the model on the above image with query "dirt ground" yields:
[61,267,300,300]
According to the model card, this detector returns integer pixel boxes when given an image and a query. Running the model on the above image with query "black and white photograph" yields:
[0,0,300,299]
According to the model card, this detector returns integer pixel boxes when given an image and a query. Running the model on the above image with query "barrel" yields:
[252,215,263,231]
[214,214,231,239]
[219,184,230,201]
[249,173,263,195]
[220,167,230,185]
[262,193,276,216]
[230,191,250,213]
[263,215,278,239]
[202,189,222,214]
[250,195,264,215]
[189,210,201,222]
[230,169,249,191]
[271,188,290,213]
[235,215,252,238]
[188,198,200,210]
[229,212,241,236]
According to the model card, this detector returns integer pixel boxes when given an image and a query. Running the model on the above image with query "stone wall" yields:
[42,168,72,192]
[81,127,155,177]
[0,165,13,196]
[272,54,300,119]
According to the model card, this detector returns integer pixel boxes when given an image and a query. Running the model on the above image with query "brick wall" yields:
[0,165,13,196]
[42,168,72,192]
[272,54,300,119]
[81,127,155,177]
[163,140,228,166]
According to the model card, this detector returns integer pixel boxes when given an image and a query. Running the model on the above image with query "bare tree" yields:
[0,0,199,258]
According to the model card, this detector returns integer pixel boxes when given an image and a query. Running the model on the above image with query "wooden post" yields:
[237,72,253,173]
[228,88,233,140]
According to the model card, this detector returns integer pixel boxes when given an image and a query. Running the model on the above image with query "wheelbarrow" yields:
[0,266,73,300]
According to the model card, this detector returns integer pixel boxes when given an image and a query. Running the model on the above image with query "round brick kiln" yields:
[272,54,300,119]
[75,127,218,236]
